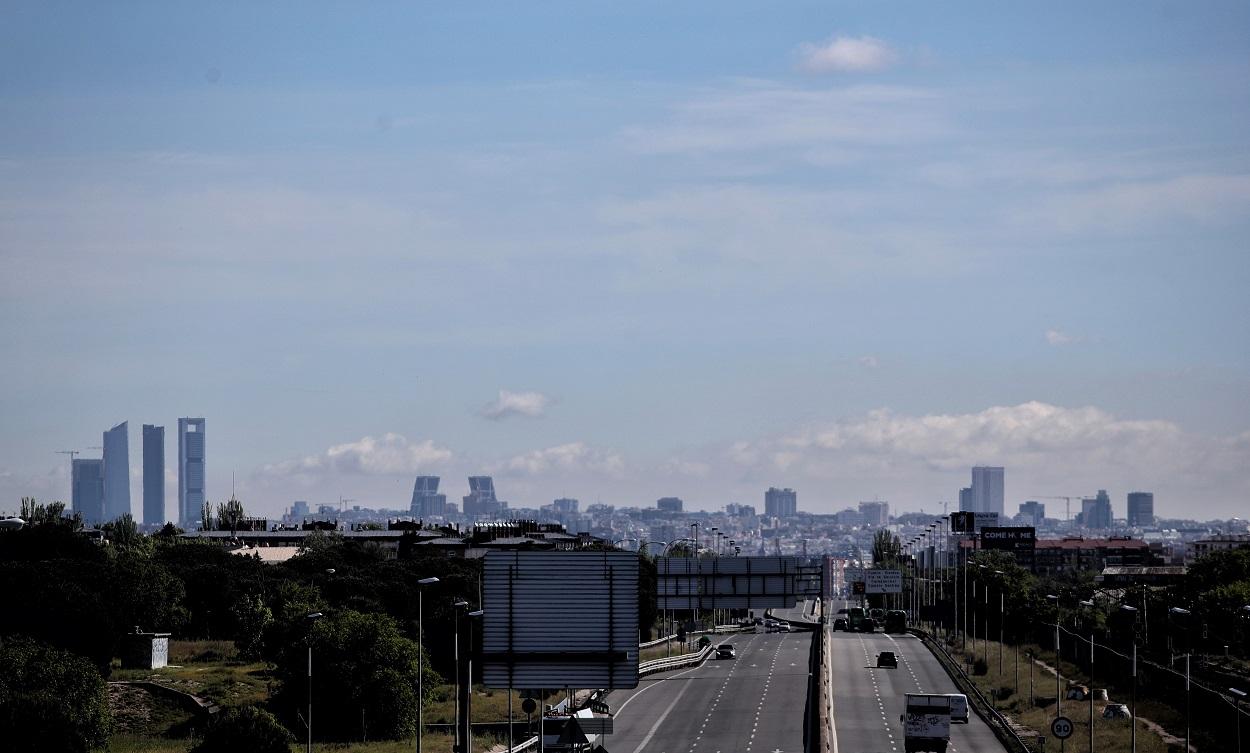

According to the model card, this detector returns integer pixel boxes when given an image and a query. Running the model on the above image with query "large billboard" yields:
[656,556,821,610]
[845,568,903,594]
[482,551,639,689]
[980,526,1036,550]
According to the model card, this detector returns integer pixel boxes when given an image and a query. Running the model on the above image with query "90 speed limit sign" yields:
[1051,716,1074,739]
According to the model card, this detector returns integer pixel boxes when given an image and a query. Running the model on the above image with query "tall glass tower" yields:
[143,424,165,526]
[178,418,206,528]
[102,421,131,522]
[72,458,105,525]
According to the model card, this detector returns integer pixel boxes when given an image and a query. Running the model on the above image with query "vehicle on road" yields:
[902,693,952,753]
[715,644,736,659]
[833,617,849,631]
[943,694,968,723]
[836,608,849,615]
[764,619,778,632]
[876,651,898,668]
[847,606,875,632]
[776,621,791,632]
[884,609,908,633]
[1103,703,1130,719]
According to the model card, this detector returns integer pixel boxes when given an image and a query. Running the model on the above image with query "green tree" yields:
[216,496,246,535]
[191,705,293,753]
[871,529,901,567]
[272,610,438,742]
[0,636,111,752]
[231,593,273,660]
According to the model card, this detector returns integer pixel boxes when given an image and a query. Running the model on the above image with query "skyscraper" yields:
[142,424,165,526]
[72,458,105,525]
[859,501,890,527]
[1018,500,1045,526]
[102,421,131,522]
[463,476,505,517]
[764,487,797,518]
[410,476,447,517]
[958,487,974,512]
[1081,490,1113,529]
[656,497,683,512]
[970,466,1005,516]
[178,418,206,528]
[1127,491,1154,528]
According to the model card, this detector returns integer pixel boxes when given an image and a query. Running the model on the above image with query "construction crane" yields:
[339,496,356,513]
[56,449,80,462]
[1031,495,1088,523]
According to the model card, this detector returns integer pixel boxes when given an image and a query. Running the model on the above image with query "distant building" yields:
[958,487,974,512]
[410,476,448,517]
[178,418,206,529]
[103,421,131,522]
[72,458,105,525]
[142,424,165,526]
[764,487,797,518]
[859,501,889,527]
[725,503,757,517]
[835,507,865,527]
[291,500,309,519]
[1189,533,1250,561]
[1018,500,1045,526]
[649,523,678,544]
[463,476,506,517]
[971,466,1004,516]
[552,498,579,513]
[1127,492,1154,528]
[1082,490,1113,529]
[656,497,683,512]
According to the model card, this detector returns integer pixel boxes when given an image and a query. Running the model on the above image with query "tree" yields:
[191,705,293,753]
[0,636,111,753]
[871,529,901,568]
[216,496,246,536]
[231,593,272,660]
[272,610,438,742]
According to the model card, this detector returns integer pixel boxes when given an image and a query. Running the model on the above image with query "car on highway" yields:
[776,621,791,632]
[715,644,736,659]
[944,694,968,723]
[1103,703,1131,719]
[833,617,849,631]
[764,619,778,632]
[876,651,898,668]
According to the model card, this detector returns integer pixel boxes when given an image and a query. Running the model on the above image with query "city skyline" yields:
[2,3,1247,519]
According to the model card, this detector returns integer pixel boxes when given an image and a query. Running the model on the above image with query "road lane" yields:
[828,603,1009,753]
[606,627,813,753]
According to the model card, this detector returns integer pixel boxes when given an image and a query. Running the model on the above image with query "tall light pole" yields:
[1080,598,1095,753]
[416,577,439,753]
[994,571,1004,676]
[1170,606,1192,753]
[1047,594,1061,718]
[452,598,469,753]
[305,612,325,753]
[1230,687,1246,753]
[1121,604,1139,753]
[463,609,485,753]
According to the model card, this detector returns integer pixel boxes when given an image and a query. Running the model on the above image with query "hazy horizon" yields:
[3,3,1247,519]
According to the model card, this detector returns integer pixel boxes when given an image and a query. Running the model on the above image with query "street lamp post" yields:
[452,598,469,753]
[1047,594,1061,718]
[1170,606,1192,753]
[305,612,325,753]
[1080,598,1095,753]
[464,609,485,753]
[416,577,439,753]
[994,570,1004,677]
[1121,604,1139,753]
[1230,687,1247,753]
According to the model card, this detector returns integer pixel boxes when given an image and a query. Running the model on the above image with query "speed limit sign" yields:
[1051,716,1074,739]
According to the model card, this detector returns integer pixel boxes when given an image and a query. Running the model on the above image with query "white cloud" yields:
[798,35,900,73]
[495,442,625,478]
[1045,329,1075,346]
[858,355,880,368]
[1015,174,1250,235]
[259,433,452,478]
[482,390,551,420]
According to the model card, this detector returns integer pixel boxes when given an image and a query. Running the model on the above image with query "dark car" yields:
[833,617,849,631]
[716,644,737,659]
[876,651,898,668]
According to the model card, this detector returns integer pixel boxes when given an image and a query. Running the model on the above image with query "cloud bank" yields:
[482,390,551,420]
[798,35,900,73]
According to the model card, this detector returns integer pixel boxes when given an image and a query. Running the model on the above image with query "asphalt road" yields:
[827,606,1009,753]
[605,627,814,753]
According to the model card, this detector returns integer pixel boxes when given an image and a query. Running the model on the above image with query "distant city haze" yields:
[1,3,1247,519]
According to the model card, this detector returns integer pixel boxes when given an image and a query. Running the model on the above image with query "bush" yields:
[0,636,111,753]
[973,657,989,675]
[191,705,293,753]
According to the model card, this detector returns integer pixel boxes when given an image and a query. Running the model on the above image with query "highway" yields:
[604,622,814,753]
[827,603,1009,753]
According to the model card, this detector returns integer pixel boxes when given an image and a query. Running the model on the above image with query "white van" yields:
[945,693,969,723]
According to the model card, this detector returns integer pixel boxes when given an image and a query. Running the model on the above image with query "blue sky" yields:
[2,2,1248,519]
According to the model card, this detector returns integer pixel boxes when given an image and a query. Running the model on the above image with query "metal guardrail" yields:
[912,629,1030,753]
[639,643,713,676]
[639,633,677,648]
[503,735,539,753]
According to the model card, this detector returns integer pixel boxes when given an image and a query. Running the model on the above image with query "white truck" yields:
[901,693,952,753]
